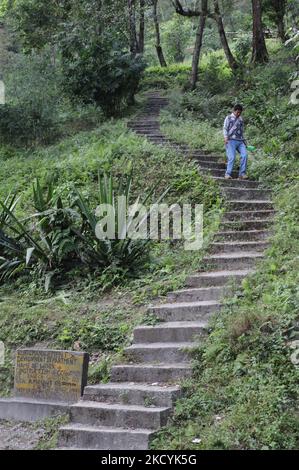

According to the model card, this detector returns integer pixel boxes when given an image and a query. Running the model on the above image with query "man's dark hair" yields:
[234,104,243,112]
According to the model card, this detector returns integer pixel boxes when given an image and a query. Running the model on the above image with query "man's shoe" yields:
[225,174,232,179]
[238,175,248,180]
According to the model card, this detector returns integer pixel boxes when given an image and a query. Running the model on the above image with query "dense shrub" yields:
[141,64,191,90]
[199,53,232,94]
[142,52,232,93]
[60,31,146,116]
[162,16,190,64]
[166,88,233,125]
[233,33,252,64]
[0,103,59,146]
[0,51,62,146]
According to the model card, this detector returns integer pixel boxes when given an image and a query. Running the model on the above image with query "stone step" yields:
[227,200,274,211]
[129,124,157,128]
[129,122,160,126]
[148,300,220,322]
[111,363,193,384]
[222,187,272,201]
[201,167,239,178]
[143,105,167,109]
[149,140,189,149]
[167,286,227,302]
[214,229,270,242]
[195,160,227,169]
[83,383,181,408]
[58,423,154,450]
[146,137,178,143]
[145,93,168,97]
[128,119,159,124]
[146,138,187,146]
[131,130,161,135]
[191,149,221,156]
[141,112,160,116]
[140,112,164,116]
[204,251,264,270]
[133,130,162,135]
[133,321,207,343]
[129,123,160,127]
[186,269,254,287]
[144,100,168,104]
[132,115,160,119]
[0,397,69,422]
[190,154,224,162]
[143,103,167,107]
[143,105,168,109]
[143,101,167,103]
[139,110,162,113]
[133,131,163,135]
[137,131,164,135]
[144,102,168,105]
[142,100,165,103]
[212,177,261,188]
[142,110,164,115]
[144,103,168,106]
[223,210,275,221]
[129,126,159,131]
[69,401,171,430]
[125,342,196,363]
[219,219,273,231]
[145,95,168,99]
[211,240,269,254]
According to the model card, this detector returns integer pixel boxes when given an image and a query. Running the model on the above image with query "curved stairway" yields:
[58,92,275,450]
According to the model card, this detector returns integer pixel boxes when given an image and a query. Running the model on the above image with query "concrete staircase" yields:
[57,91,274,450]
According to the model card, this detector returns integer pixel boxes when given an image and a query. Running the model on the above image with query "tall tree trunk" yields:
[153,0,167,67]
[190,0,208,90]
[251,0,269,64]
[127,0,140,105]
[277,18,287,42]
[128,0,139,55]
[212,0,239,71]
[274,1,287,42]
[138,0,145,53]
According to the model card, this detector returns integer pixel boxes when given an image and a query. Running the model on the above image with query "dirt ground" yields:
[0,420,46,450]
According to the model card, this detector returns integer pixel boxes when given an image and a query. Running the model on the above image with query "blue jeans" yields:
[225,140,248,176]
